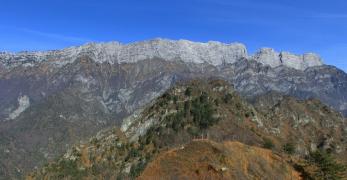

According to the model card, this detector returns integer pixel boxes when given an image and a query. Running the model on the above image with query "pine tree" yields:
[308,150,346,180]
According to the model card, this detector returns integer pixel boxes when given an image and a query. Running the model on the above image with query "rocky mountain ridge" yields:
[0,39,346,179]
[28,79,347,179]
[0,38,322,70]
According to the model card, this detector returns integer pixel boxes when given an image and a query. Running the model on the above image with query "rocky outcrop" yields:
[253,48,281,67]
[280,52,322,70]
[8,95,30,120]
[252,48,323,70]
[303,53,323,67]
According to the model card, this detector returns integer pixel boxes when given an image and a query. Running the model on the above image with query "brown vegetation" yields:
[139,140,302,180]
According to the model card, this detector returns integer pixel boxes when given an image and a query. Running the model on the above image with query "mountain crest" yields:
[0,38,323,70]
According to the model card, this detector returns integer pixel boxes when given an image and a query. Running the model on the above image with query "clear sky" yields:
[0,0,346,72]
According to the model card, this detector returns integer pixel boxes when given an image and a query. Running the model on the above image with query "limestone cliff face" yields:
[252,48,323,70]
[253,48,281,67]
[1,38,322,71]
[280,52,322,70]
[0,39,248,68]
[303,53,323,67]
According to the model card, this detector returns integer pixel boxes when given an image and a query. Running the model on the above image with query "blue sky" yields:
[0,0,346,72]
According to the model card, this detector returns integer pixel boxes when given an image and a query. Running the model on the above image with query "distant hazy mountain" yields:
[0,39,346,179]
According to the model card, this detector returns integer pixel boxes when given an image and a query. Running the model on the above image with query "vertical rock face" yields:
[252,48,323,70]
[280,52,307,70]
[303,53,324,67]
[253,48,281,67]
[119,39,248,65]
[0,39,248,67]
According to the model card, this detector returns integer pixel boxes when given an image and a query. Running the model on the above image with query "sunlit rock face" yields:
[253,48,281,68]
[303,53,324,67]
[0,38,322,71]
[0,39,248,68]
[280,52,306,70]
[252,48,323,70]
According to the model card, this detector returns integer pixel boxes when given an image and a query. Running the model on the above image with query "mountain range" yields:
[0,39,346,179]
